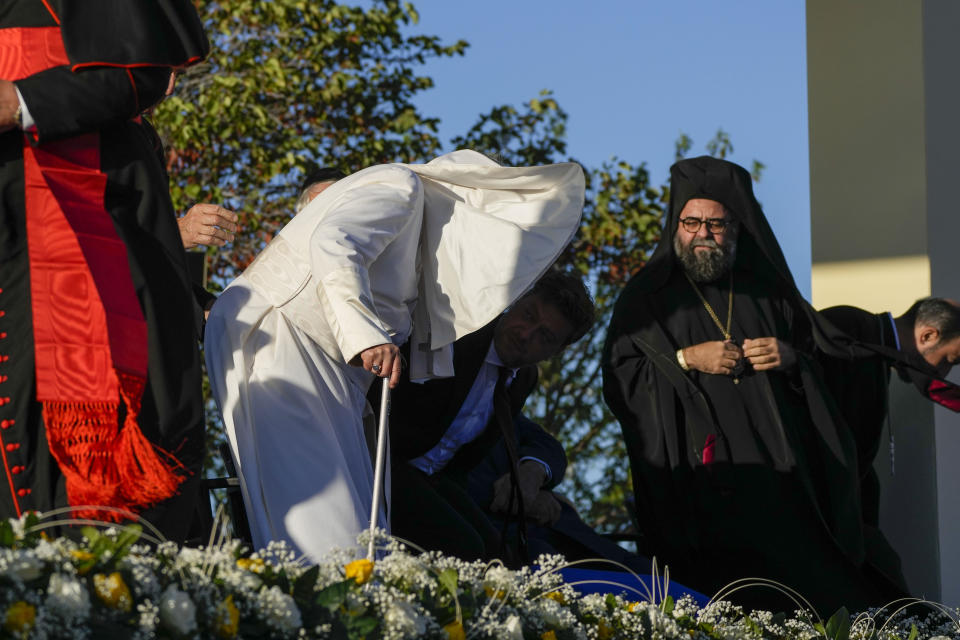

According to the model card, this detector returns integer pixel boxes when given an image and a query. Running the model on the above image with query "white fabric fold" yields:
[406,150,585,378]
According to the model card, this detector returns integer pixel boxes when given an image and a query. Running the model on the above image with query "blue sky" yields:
[408,1,812,296]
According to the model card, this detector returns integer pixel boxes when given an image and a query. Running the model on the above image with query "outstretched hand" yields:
[356,343,402,388]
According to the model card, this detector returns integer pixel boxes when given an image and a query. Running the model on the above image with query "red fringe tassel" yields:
[42,373,184,522]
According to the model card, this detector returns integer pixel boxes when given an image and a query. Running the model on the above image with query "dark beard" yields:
[673,234,737,283]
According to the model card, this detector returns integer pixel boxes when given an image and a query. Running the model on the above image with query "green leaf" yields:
[437,568,458,598]
[274,570,292,594]
[660,594,674,614]
[824,607,851,640]
[113,525,142,557]
[0,520,14,547]
[23,512,41,536]
[743,616,763,635]
[403,1,419,24]
[344,614,379,637]
[74,554,98,576]
[907,624,918,640]
[81,526,101,546]
[604,593,617,611]
[293,565,320,602]
[315,579,351,610]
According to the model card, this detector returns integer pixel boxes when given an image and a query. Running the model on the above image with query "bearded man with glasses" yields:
[602,156,909,615]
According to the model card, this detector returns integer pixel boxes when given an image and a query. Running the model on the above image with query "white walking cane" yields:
[366,378,390,560]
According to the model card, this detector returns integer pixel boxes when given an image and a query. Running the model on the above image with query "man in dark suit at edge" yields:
[819,297,960,530]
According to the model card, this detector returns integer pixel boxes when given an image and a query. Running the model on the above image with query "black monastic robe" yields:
[603,156,907,615]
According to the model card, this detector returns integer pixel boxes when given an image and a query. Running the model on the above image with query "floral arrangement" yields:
[0,512,957,640]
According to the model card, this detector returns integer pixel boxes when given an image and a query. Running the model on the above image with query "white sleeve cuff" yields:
[14,86,36,132]
[519,456,552,484]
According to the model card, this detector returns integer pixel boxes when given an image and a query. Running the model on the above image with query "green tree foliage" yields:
[154,0,467,281]
[448,90,568,167]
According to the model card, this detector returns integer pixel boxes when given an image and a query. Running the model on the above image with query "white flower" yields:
[539,599,565,628]
[483,565,515,590]
[222,564,264,593]
[642,606,680,637]
[158,584,197,636]
[384,600,427,637]
[502,614,524,640]
[671,594,699,619]
[4,549,43,580]
[32,539,60,562]
[175,547,206,567]
[258,585,302,635]
[137,600,160,634]
[46,573,91,620]
[378,552,431,588]
[128,562,162,598]
[9,513,28,539]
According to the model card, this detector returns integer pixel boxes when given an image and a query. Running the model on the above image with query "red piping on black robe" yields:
[2,24,184,520]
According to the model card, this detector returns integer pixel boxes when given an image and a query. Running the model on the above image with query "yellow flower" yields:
[597,619,614,640]
[215,594,240,638]
[71,550,95,562]
[444,620,466,640]
[93,572,133,612]
[236,557,265,573]
[484,585,506,600]
[544,590,566,605]
[70,550,96,574]
[627,601,640,612]
[540,631,557,640]
[3,601,35,636]
[344,558,374,585]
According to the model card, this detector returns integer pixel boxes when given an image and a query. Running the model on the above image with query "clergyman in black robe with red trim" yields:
[602,156,907,615]
[0,0,208,541]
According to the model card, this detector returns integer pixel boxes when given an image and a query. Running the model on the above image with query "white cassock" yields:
[205,150,584,562]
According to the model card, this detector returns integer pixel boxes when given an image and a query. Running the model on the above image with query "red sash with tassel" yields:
[2,25,184,520]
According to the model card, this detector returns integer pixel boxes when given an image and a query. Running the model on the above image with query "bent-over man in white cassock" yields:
[204,150,584,562]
